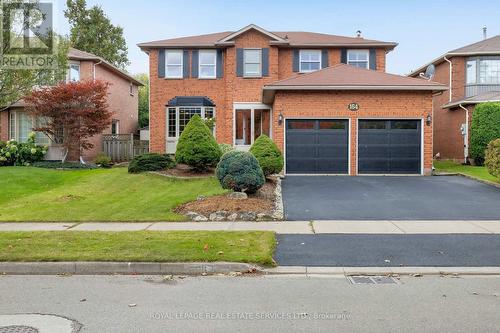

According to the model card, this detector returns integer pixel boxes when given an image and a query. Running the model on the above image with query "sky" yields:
[55,0,500,76]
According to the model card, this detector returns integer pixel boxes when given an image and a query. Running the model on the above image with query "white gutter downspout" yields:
[443,57,452,102]
[93,60,103,81]
[459,103,469,163]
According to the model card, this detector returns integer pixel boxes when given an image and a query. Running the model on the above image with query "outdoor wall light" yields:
[426,114,432,126]
[278,113,284,126]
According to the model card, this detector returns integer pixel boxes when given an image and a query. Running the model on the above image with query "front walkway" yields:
[1,220,500,234]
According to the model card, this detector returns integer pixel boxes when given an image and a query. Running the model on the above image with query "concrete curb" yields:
[0,262,260,275]
[264,266,500,276]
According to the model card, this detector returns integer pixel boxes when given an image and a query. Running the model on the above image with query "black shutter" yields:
[158,49,165,78]
[191,50,199,78]
[340,48,347,64]
[236,48,244,77]
[292,49,299,72]
[262,48,269,76]
[183,50,190,78]
[369,48,377,70]
[321,49,329,68]
[216,49,223,78]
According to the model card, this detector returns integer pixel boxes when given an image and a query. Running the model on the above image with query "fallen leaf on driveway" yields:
[128,303,137,307]
[384,259,391,263]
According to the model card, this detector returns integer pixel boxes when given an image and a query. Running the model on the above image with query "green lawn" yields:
[0,231,276,265]
[434,160,499,183]
[0,167,226,222]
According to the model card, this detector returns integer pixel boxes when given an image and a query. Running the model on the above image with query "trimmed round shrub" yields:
[249,135,283,177]
[94,152,113,168]
[470,102,500,165]
[128,153,175,173]
[216,150,265,193]
[175,114,221,171]
[485,138,500,178]
[219,143,235,155]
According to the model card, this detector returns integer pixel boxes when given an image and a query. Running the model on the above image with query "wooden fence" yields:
[103,134,149,162]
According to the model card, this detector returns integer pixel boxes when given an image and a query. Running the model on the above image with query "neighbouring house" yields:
[409,34,500,163]
[0,48,143,162]
[139,24,446,175]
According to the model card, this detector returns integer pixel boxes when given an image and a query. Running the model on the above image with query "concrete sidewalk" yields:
[1,220,500,234]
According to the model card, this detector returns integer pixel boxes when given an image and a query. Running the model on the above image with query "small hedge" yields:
[216,150,265,193]
[33,161,97,169]
[175,114,221,171]
[249,135,283,177]
[94,152,113,168]
[128,153,175,173]
[485,138,500,178]
[470,102,500,165]
[219,143,235,155]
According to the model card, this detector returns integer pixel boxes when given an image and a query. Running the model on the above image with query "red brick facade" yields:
[272,91,434,175]
[149,29,390,153]
[148,28,436,175]
[0,111,8,141]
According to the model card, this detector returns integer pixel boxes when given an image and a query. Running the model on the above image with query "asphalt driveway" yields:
[282,176,500,220]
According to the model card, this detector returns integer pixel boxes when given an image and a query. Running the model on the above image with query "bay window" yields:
[165,50,183,78]
[167,106,215,138]
[299,50,321,72]
[199,50,216,79]
[347,50,369,69]
[8,111,50,145]
[234,108,271,146]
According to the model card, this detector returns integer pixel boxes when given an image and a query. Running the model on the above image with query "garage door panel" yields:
[358,120,421,174]
[286,119,348,174]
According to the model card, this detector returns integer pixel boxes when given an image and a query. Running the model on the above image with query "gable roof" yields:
[263,64,447,103]
[408,35,500,77]
[69,48,143,86]
[138,25,397,50]
[442,90,500,109]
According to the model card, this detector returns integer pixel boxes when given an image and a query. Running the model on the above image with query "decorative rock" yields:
[238,212,256,221]
[209,211,228,221]
[197,195,206,201]
[186,212,199,219]
[256,213,273,221]
[192,214,208,222]
[227,213,238,221]
[228,192,248,200]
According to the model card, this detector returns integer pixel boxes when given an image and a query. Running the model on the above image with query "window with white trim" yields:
[243,49,262,77]
[199,50,216,79]
[8,111,50,145]
[347,50,369,69]
[167,106,216,138]
[299,50,321,72]
[165,50,183,78]
[68,63,80,82]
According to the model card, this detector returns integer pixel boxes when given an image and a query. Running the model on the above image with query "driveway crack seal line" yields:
[468,221,494,234]
[309,221,316,234]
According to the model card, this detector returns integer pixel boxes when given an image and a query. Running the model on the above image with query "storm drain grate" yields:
[348,276,399,285]
[0,326,40,333]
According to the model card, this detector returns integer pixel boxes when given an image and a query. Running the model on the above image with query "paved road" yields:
[0,275,499,332]
[275,234,500,267]
[282,176,500,220]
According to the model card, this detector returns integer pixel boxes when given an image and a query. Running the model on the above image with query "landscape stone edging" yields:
[271,176,284,220]
[0,262,261,275]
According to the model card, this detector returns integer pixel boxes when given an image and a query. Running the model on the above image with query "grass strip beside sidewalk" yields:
[0,231,276,266]
[434,160,499,184]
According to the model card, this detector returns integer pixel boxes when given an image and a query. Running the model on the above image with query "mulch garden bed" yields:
[159,164,215,178]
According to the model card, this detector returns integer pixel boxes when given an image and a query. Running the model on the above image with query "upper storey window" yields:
[347,50,369,69]
[165,50,183,78]
[467,57,500,84]
[199,50,217,79]
[299,50,321,72]
[243,49,262,77]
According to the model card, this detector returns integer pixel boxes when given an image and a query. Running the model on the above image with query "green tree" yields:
[470,102,500,165]
[134,73,149,128]
[175,115,221,171]
[64,0,129,69]
[249,135,284,177]
[1,1,68,110]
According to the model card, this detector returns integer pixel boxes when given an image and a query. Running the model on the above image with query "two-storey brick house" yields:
[409,35,500,163]
[0,48,143,161]
[139,24,446,175]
